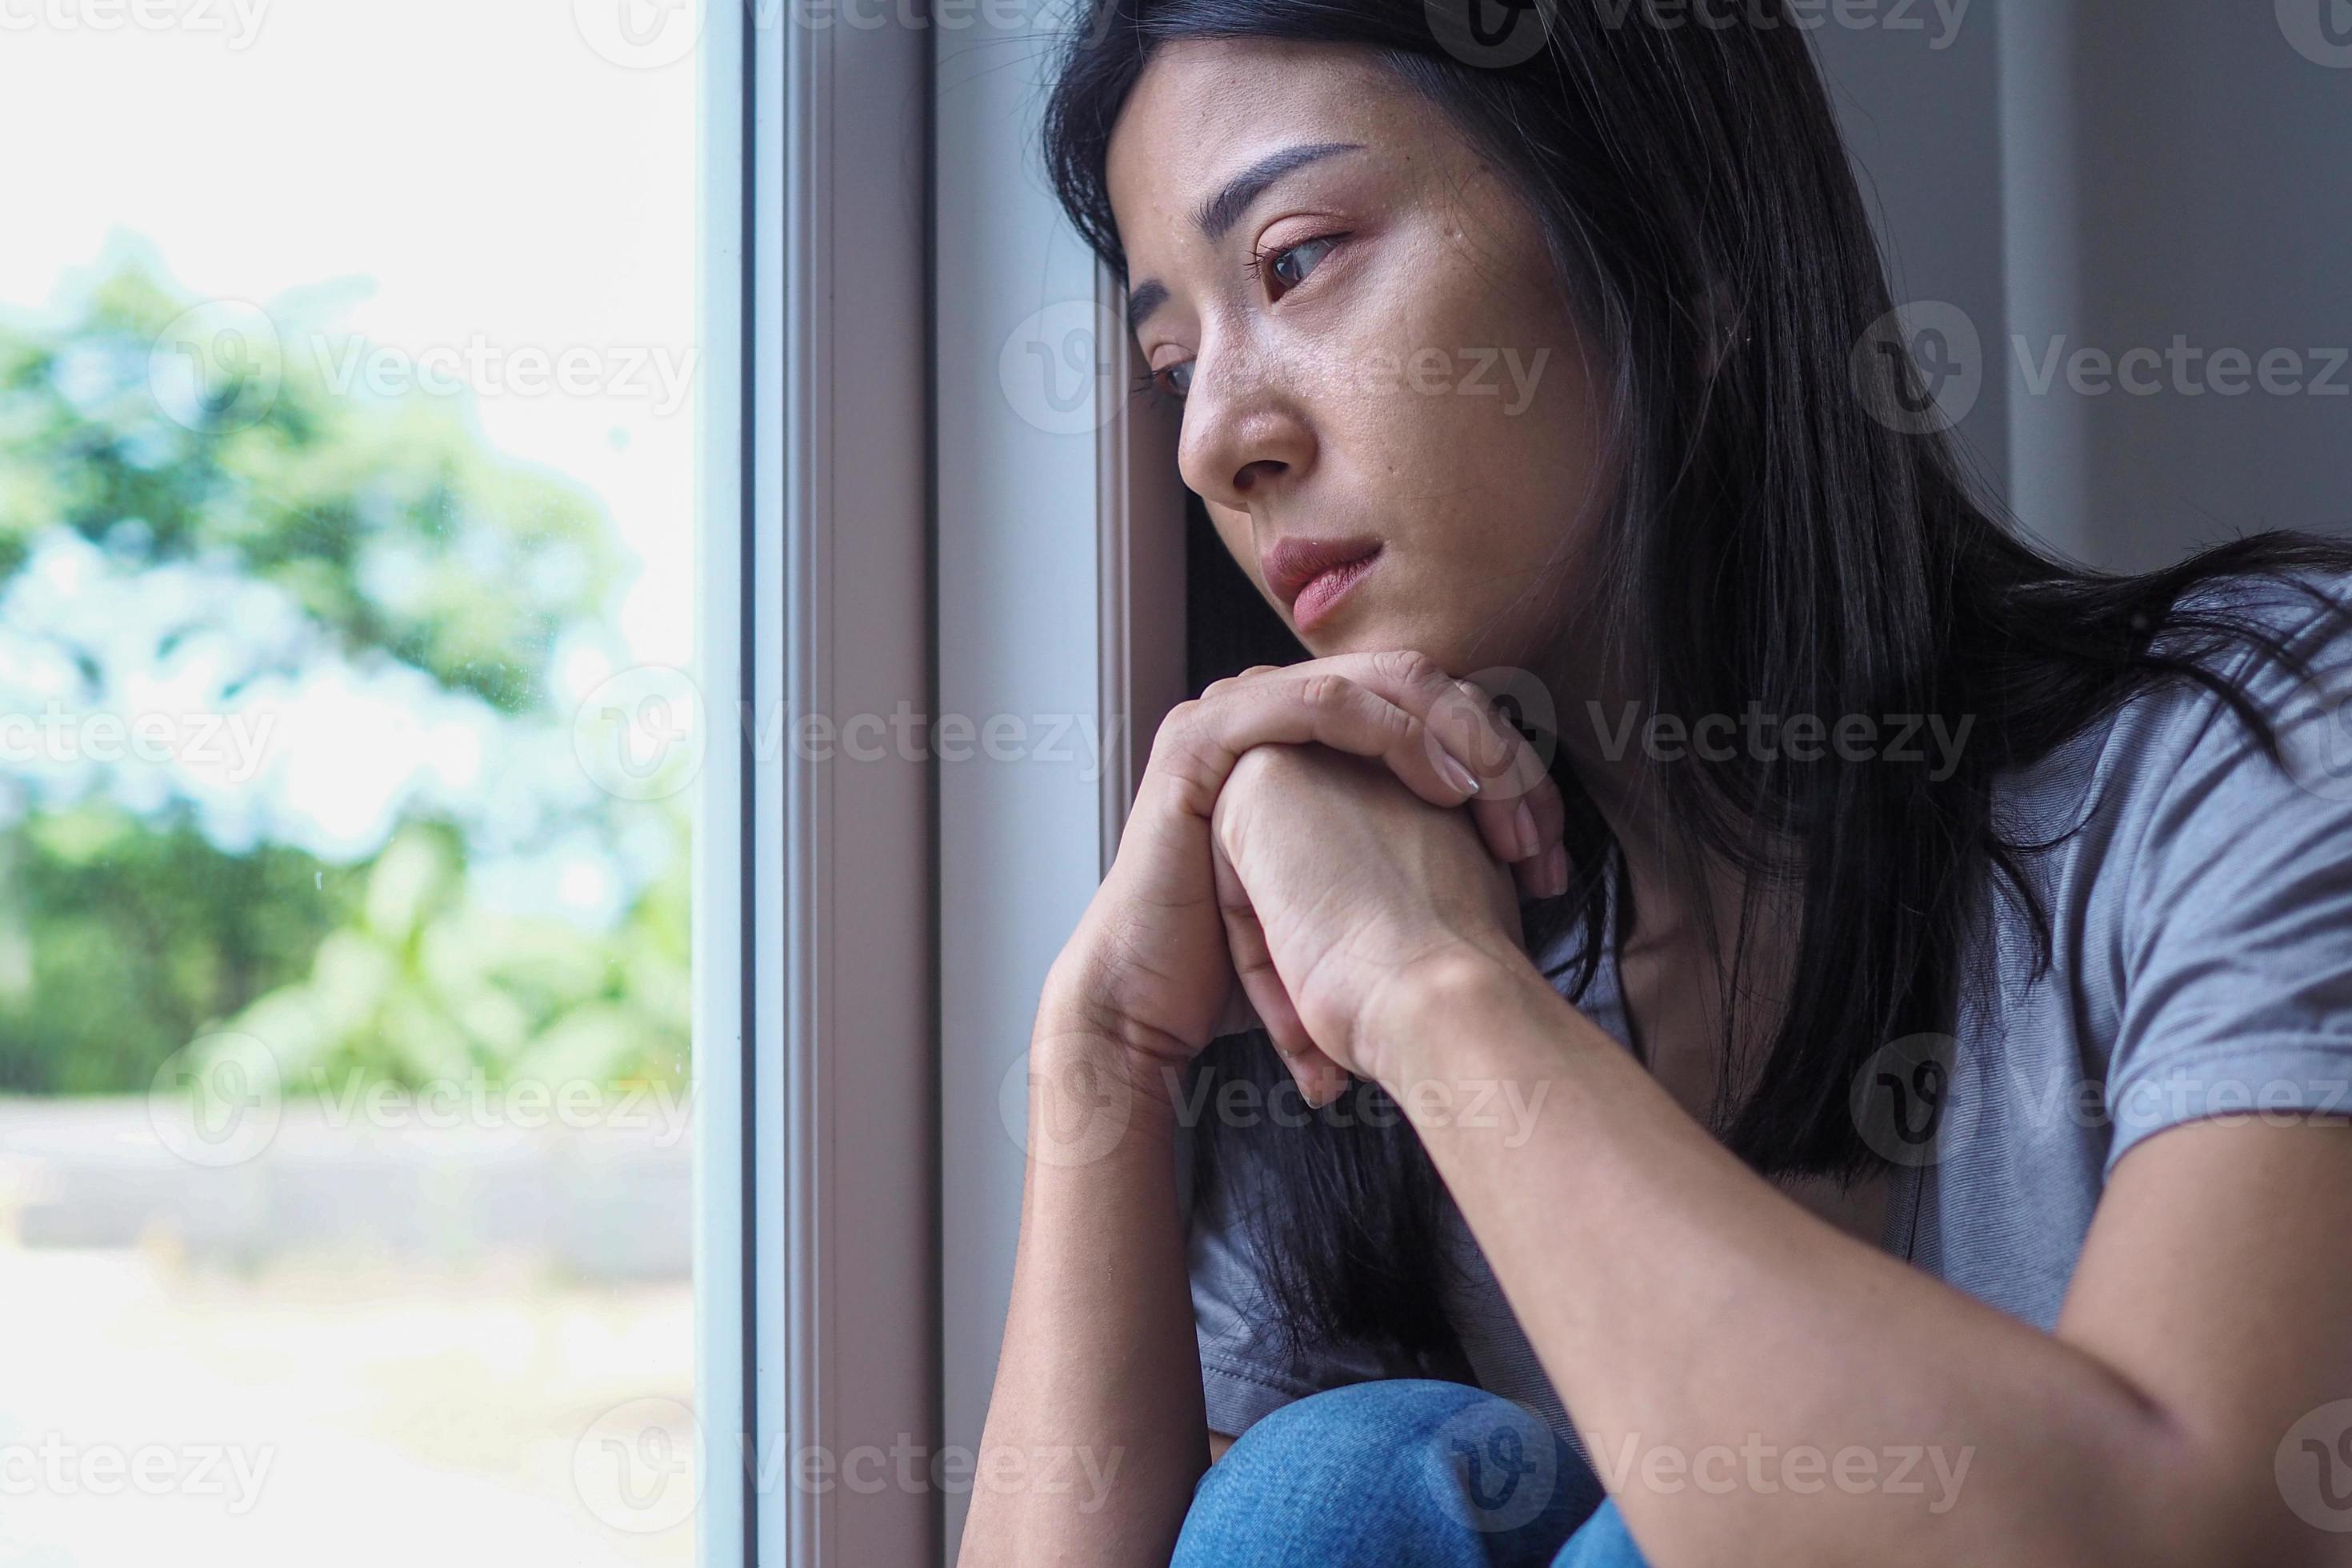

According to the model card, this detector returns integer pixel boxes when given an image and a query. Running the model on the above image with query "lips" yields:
[1262,534,1386,618]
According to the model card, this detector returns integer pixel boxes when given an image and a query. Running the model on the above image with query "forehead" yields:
[1103,38,1425,258]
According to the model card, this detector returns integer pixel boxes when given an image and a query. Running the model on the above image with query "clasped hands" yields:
[1050,650,1571,1116]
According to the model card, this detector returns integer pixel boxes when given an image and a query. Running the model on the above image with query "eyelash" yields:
[1132,231,1347,407]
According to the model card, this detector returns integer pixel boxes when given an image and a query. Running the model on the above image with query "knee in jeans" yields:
[1210,1378,1590,1532]
[1218,1378,1486,1478]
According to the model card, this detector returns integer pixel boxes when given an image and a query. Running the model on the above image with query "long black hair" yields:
[1043,0,2352,1368]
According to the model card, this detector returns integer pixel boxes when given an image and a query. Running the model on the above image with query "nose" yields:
[1174,339,1315,513]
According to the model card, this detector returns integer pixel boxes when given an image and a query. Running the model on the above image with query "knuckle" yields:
[1149,701,1204,762]
[1226,742,1282,790]
[1157,698,1201,738]
[1371,646,1442,693]
[1294,671,1355,712]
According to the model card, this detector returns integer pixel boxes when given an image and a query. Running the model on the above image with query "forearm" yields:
[1370,956,2214,1568]
[956,994,1206,1567]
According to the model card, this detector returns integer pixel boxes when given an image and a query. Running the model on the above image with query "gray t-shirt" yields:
[1187,573,2352,1454]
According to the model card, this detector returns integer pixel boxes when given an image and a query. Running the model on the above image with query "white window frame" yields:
[933,5,1187,1562]
[698,3,934,1563]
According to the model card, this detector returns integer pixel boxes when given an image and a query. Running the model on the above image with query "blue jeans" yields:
[1172,1379,1650,1567]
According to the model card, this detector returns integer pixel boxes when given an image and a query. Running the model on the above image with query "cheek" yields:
[1207,504,1257,580]
[1321,248,1590,479]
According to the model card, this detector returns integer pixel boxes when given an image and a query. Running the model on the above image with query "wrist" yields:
[1354,942,1557,1096]
[1032,972,1189,1121]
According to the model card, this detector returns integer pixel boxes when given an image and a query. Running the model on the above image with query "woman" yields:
[961,2,2352,1563]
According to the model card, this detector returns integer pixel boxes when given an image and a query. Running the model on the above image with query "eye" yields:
[1127,234,1345,409]
[1250,234,1342,297]
[1132,358,1192,406]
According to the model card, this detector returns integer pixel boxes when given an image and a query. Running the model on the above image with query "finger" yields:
[1208,826,1350,1108]
[1190,652,1570,884]
[1444,678,1570,884]
[1182,667,1481,817]
[1219,650,1563,869]
[1511,844,1571,904]
[1210,973,1262,1038]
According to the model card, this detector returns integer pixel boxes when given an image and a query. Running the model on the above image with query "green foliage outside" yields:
[0,258,690,1099]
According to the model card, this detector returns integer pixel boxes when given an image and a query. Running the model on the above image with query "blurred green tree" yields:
[0,258,689,1097]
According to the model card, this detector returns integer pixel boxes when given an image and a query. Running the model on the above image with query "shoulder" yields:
[2004,566,2352,856]
[2026,567,2352,1175]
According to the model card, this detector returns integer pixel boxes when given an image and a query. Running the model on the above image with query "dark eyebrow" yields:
[1123,140,1366,338]
[1125,279,1168,339]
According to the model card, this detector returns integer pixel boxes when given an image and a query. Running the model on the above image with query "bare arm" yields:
[1369,954,2352,1568]
[956,651,1567,1563]
[954,990,1206,1567]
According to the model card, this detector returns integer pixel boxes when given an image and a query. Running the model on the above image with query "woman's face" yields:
[1105,37,1616,681]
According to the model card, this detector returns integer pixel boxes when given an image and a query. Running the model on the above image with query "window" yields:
[0,2,717,1561]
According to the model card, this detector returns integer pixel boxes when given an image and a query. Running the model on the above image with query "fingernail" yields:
[1439,751,1482,796]
[1539,843,1569,897]
[1513,800,1540,861]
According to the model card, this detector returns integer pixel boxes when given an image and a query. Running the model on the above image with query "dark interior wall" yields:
[1185,492,1304,693]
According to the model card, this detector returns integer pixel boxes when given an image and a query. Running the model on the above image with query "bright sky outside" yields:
[0,0,699,914]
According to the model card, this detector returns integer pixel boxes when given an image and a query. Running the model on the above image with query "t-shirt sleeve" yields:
[1181,1130,1451,1438]
[2104,586,2352,1178]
